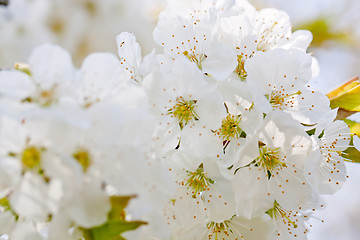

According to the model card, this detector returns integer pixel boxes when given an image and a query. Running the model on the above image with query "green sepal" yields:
[14,63,32,77]
[0,197,11,211]
[306,128,316,136]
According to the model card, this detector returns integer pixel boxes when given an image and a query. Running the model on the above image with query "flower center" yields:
[256,144,285,173]
[216,114,244,141]
[268,90,301,110]
[22,147,41,169]
[73,150,92,172]
[185,165,214,198]
[38,85,59,107]
[183,51,207,70]
[257,21,279,51]
[168,97,198,128]
[206,219,242,240]
[236,55,247,80]
[266,201,298,229]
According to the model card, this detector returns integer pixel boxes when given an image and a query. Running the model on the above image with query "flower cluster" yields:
[0,0,351,239]
[0,44,174,239]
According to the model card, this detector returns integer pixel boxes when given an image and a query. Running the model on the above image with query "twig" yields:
[0,0,8,6]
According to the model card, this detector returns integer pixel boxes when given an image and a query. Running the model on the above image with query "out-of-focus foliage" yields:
[297,17,351,47]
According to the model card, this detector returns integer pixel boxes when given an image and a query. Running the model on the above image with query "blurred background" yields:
[1,0,360,239]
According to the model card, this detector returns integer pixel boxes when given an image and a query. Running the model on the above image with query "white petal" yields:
[10,173,50,221]
[246,48,312,95]
[28,44,74,90]
[116,32,142,68]
[354,135,360,152]
[77,52,126,104]
[201,42,237,81]
[0,71,36,100]
[65,179,111,228]
[0,211,15,235]
[233,167,273,219]
[281,30,313,50]
[11,221,44,240]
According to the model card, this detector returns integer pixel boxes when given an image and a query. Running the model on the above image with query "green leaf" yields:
[108,195,135,221]
[327,77,360,100]
[342,119,360,164]
[326,77,360,119]
[82,195,147,240]
[330,92,360,112]
[343,119,360,136]
[306,128,316,136]
[84,220,146,240]
[344,145,360,164]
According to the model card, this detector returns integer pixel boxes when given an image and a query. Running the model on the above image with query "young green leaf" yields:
[83,220,146,240]
[326,77,360,119]
[82,195,147,240]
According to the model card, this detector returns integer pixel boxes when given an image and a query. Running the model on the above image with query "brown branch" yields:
[0,0,8,6]
[336,108,358,120]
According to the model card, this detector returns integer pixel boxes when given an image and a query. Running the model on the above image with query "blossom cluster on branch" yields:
[0,0,352,239]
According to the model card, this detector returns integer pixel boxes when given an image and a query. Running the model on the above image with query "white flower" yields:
[254,8,312,52]
[246,48,330,126]
[306,120,351,194]
[216,79,263,160]
[218,14,257,80]
[200,215,274,240]
[0,117,53,221]
[218,7,312,80]
[0,44,76,108]
[153,4,237,81]
[116,32,157,84]
[0,0,350,238]
[42,145,111,228]
[143,58,225,155]
[231,111,313,218]
[266,201,310,239]
[73,52,128,107]
[165,150,235,223]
